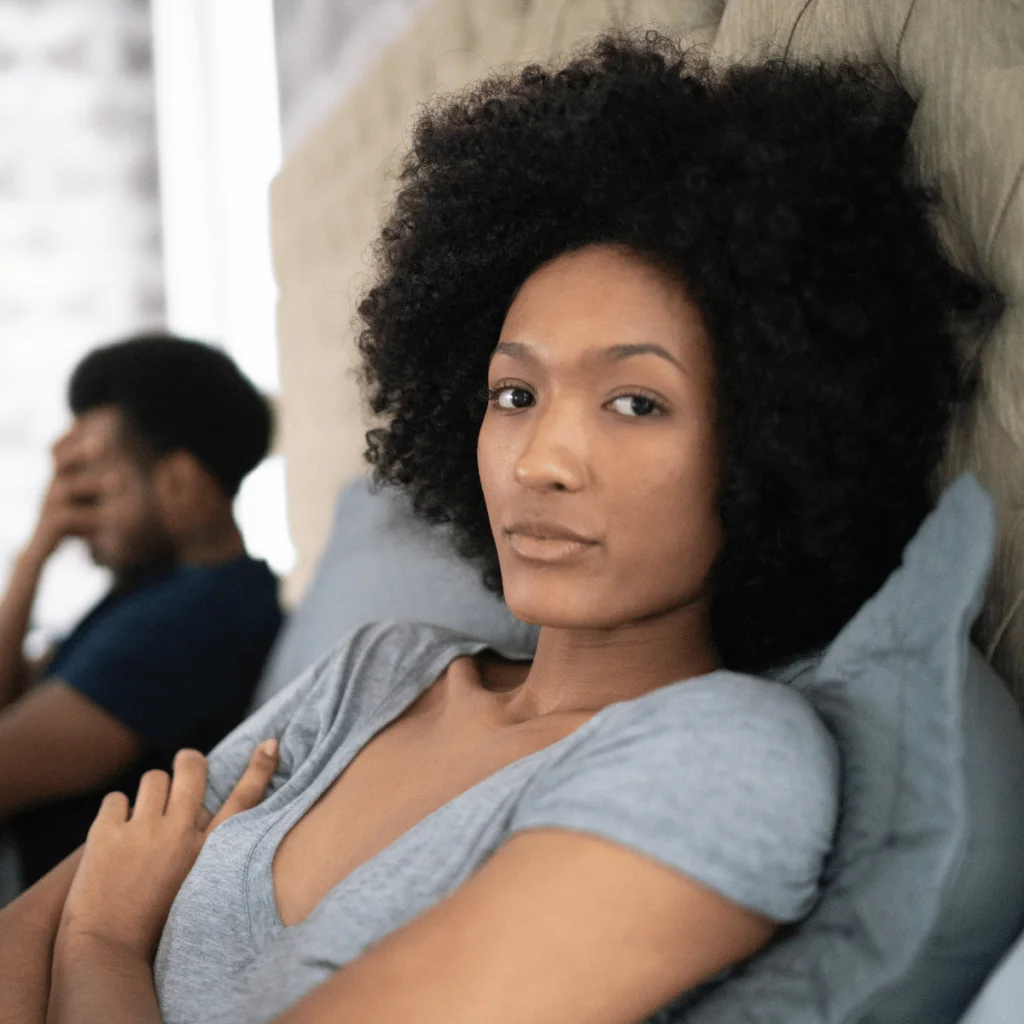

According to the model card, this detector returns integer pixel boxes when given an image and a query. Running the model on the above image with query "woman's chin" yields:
[503,583,616,631]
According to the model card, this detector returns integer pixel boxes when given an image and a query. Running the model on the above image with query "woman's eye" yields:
[490,386,534,410]
[609,394,661,417]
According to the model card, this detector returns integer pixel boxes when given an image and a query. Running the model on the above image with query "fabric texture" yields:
[53,557,282,745]
[681,474,1024,1024]
[155,620,837,1024]
[10,556,282,885]
[254,476,539,705]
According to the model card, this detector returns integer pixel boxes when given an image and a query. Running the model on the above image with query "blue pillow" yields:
[682,475,1024,1024]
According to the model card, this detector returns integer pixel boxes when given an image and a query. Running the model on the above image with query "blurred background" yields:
[0,0,423,643]
[0,0,719,645]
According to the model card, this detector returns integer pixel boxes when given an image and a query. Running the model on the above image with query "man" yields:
[0,332,283,886]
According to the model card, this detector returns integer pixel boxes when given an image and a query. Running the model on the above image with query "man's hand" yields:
[24,424,108,565]
[55,739,279,963]
[0,419,122,710]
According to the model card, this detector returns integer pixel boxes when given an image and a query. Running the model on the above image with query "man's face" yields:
[60,407,175,578]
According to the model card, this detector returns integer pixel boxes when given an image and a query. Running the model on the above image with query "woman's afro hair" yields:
[357,32,983,674]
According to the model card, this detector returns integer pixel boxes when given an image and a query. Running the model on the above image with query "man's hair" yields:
[69,332,272,498]
[357,32,987,674]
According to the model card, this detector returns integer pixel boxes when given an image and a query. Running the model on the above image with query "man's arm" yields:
[0,848,82,1024]
[0,683,141,820]
[0,423,104,709]
[0,687,139,1020]
[0,548,47,708]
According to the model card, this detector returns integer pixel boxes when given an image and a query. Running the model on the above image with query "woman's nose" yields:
[513,403,588,492]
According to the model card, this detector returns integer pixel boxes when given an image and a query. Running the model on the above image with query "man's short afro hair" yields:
[69,332,272,498]
[357,32,985,674]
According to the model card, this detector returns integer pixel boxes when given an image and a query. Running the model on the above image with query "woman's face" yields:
[478,243,721,631]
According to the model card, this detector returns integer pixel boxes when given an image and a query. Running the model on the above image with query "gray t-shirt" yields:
[155,620,838,1024]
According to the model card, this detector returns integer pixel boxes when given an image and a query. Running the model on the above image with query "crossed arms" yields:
[0,745,775,1024]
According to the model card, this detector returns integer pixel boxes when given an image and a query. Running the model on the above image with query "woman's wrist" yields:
[48,928,159,1024]
[54,923,149,966]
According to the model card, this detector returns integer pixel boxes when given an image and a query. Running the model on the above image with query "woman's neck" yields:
[484,599,720,723]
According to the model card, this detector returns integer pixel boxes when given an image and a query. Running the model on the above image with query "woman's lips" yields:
[505,531,598,562]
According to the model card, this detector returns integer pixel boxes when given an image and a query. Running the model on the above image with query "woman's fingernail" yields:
[258,738,278,757]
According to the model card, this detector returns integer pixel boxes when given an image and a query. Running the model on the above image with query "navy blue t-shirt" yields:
[11,555,282,884]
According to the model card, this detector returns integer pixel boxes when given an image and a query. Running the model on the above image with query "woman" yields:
[2,33,982,1024]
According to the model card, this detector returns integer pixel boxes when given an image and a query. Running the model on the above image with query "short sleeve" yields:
[508,672,839,922]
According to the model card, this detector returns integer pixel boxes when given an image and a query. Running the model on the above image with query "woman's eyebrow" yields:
[604,343,682,370]
[492,340,535,363]
[491,340,684,371]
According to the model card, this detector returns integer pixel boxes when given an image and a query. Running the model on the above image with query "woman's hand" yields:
[56,739,278,963]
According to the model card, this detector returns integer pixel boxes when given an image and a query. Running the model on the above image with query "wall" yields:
[274,0,430,155]
[270,0,726,601]
[0,0,163,635]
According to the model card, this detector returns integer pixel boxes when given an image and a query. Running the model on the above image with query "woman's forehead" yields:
[498,244,710,371]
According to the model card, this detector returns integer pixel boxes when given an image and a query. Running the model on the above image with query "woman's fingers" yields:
[94,790,130,826]
[166,749,209,823]
[131,769,171,818]
[206,739,279,835]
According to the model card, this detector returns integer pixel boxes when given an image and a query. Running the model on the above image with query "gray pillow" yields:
[253,476,538,706]
[682,474,1024,1024]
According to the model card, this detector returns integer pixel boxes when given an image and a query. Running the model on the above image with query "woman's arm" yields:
[45,742,278,1024]
[0,848,82,1024]
[48,931,162,1024]
[274,828,777,1024]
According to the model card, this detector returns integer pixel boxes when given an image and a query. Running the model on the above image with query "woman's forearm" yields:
[47,933,161,1024]
[0,849,81,1024]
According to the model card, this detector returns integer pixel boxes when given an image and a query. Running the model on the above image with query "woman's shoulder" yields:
[317,618,513,695]
[565,668,838,775]
[280,618,499,703]
[204,619,499,810]
[627,671,838,828]
[270,619,515,746]
[613,668,836,767]
[513,670,839,922]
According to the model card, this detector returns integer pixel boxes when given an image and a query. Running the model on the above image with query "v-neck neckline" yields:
[246,633,615,941]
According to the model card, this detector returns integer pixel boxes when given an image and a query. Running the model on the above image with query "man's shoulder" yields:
[93,558,280,634]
